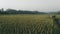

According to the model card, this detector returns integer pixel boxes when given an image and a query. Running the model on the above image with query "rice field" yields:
[0,14,60,34]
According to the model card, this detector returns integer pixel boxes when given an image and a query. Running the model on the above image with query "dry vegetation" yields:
[0,14,60,34]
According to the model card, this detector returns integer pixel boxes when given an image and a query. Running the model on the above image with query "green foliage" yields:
[0,15,60,34]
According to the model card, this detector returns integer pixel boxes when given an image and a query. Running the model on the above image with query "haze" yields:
[0,0,60,12]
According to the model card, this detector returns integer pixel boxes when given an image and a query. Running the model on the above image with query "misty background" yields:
[0,0,60,12]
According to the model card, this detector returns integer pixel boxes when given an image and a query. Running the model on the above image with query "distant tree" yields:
[0,8,48,14]
[1,8,4,12]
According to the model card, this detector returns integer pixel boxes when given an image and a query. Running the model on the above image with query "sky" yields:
[0,0,60,12]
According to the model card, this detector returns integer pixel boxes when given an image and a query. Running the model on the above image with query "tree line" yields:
[0,8,47,14]
[0,8,60,14]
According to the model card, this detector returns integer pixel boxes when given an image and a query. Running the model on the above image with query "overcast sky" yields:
[0,0,60,12]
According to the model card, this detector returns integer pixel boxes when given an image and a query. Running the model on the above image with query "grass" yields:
[0,14,60,34]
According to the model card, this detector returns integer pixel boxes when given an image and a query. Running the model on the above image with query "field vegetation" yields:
[0,14,60,34]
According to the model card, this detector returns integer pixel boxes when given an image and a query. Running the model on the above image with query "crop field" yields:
[0,14,60,34]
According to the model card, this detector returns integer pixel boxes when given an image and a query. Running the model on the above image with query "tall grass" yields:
[0,15,59,34]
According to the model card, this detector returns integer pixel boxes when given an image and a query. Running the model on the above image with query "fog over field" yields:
[0,0,60,12]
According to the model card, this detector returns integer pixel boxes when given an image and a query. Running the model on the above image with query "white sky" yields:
[0,0,60,12]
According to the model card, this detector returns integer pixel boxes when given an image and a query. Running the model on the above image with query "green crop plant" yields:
[0,14,60,34]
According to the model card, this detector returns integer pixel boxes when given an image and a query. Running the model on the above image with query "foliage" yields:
[0,15,60,34]
[0,8,47,14]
